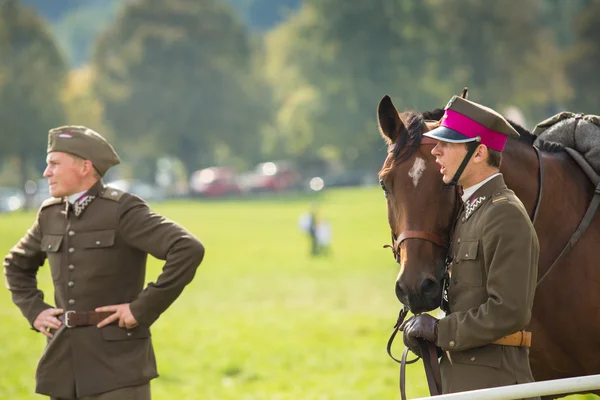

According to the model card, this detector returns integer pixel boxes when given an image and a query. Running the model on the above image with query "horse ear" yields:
[377,95,405,144]
[460,87,468,99]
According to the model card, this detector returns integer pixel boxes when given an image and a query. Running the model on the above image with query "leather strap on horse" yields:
[419,340,442,396]
[398,231,449,249]
[387,307,442,399]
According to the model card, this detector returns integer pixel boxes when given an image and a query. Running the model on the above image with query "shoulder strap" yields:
[101,186,126,202]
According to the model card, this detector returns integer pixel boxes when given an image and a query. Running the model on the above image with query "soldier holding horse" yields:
[377,92,600,399]
[396,95,539,396]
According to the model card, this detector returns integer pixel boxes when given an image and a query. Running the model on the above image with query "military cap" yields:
[47,125,120,176]
[423,96,520,152]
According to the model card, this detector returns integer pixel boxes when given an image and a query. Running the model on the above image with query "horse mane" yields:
[388,108,564,167]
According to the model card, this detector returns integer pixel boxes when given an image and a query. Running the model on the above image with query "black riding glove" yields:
[400,314,439,356]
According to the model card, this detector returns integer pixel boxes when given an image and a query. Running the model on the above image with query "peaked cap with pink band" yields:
[423,96,519,152]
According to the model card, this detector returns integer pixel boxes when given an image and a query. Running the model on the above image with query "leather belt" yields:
[59,311,114,328]
[492,330,531,347]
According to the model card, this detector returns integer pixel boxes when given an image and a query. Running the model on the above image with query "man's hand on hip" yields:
[34,308,64,338]
[96,303,139,329]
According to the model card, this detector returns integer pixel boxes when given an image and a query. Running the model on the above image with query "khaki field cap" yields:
[424,96,520,152]
[47,126,120,176]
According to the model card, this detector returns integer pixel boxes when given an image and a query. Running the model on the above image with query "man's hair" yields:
[487,148,502,168]
[462,143,502,168]
[71,154,102,180]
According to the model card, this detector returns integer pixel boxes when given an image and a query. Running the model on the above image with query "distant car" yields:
[243,161,302,193]
[106,179,166,202]
[189,167,242,198]
[0,187,25,213]
[322,170,377,188]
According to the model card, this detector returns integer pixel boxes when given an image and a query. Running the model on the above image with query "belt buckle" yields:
[64,310,75,328]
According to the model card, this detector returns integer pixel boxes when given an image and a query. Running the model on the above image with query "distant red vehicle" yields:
[244,161,301,192]
[189,167,242,197]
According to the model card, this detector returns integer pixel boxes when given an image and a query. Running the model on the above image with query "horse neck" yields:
[500,138,595,270]
[499,139,541,219]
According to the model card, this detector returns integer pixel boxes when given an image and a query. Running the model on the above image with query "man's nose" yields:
[43,167,51,178]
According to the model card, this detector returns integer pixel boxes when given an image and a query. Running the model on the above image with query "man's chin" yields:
[49,189,62,198]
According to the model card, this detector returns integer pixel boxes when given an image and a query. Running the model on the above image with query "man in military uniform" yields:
[401,97,540,395]
[4,126,205,399]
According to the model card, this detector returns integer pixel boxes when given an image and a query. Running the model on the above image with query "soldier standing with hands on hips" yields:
[401,96,540,397]
[4,126,205,400]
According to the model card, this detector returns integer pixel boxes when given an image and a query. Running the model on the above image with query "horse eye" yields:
[379,180,388,196]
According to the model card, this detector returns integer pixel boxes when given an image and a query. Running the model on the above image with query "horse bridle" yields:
[382,137,454,263]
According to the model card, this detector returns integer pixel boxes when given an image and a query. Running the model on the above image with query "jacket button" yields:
[457,238,461,243]
[68,299,75,305]
[449,341,456,348]
[470,356,476,362]
[68,264,75,270]
[96,241,101,245]
[68,281,74,288]
[68,231,75,236]
[127,332,132,337]
[69,248,75,253]
[461,217,465,222]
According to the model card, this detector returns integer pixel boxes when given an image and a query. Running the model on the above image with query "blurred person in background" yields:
[315,217,332,256]
[298,203,319,256]
[4,125,205,400]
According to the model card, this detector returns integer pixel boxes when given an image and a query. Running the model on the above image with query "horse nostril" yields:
[420,278,440,299]
[395,281,406,302]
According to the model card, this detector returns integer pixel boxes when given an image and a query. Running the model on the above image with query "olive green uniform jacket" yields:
[436,175,539,395]
[4,181,205,399]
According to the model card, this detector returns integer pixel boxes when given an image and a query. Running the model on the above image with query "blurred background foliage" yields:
[2,0,599,186]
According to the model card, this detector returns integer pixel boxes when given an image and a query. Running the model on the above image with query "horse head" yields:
[377,95,460,313]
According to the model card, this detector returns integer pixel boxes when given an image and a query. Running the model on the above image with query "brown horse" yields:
[377,94,600,398]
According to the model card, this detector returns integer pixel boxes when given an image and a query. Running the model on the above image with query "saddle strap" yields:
[537,181,600,286]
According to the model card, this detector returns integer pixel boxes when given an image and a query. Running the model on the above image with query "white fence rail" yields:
[412,374,600,400]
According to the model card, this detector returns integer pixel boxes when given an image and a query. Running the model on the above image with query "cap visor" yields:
[423,126,478,143]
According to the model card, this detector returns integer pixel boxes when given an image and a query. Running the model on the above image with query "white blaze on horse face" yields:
[408,157,426,187]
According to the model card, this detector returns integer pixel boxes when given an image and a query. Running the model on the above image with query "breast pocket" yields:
[454,239,483,287]
[81,229,116,250]
[79,229,117,277]
[41,234,64,281]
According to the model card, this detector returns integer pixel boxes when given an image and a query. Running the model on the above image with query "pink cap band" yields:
[442,109,508,151]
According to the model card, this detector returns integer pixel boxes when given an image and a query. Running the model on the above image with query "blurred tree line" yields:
[1,0,600,189]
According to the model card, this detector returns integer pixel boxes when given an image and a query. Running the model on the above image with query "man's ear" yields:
[472,144,488,164]
[82,160,94,175]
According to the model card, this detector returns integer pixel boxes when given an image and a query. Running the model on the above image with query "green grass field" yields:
[0,187,596,399]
